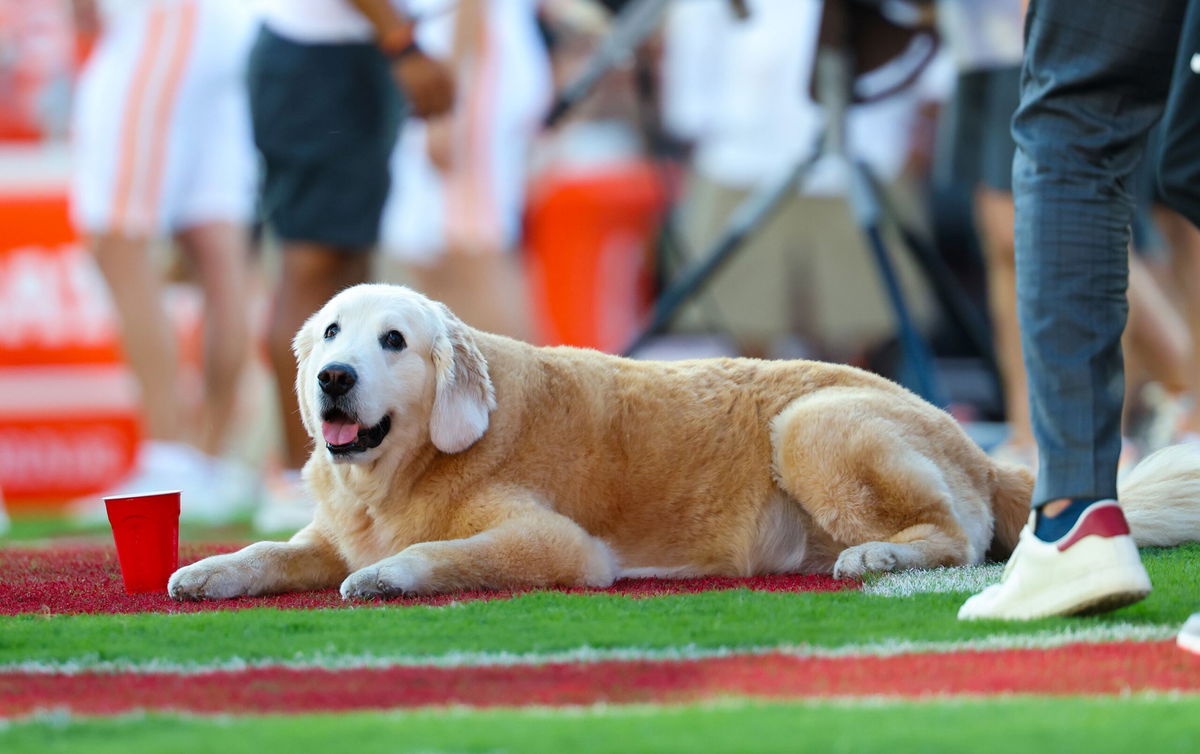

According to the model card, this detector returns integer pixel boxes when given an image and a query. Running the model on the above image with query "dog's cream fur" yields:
[169,284,1200,600]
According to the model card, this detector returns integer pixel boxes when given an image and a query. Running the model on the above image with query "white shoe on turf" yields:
[958,500,1151,620]
[252,469,316,535]
[70,441,257,526]
[1179,613,1200,655]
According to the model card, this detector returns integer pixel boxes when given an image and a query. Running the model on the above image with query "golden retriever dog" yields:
[169,284,1200,600]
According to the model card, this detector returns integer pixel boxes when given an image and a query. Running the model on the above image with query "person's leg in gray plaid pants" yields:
[1015,0,1187,508]
[960,0,1191,621]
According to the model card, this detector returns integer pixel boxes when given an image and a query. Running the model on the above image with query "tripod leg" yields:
[849,160,946,405]
[623,150,822,356]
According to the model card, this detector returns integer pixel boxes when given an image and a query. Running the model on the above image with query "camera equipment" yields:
[544,0,995,405]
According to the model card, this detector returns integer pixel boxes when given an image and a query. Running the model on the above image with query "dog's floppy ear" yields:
[291,315,319,437]
[429,305,496,453]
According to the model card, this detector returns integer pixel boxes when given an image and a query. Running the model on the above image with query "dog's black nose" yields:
[318,363,357,397]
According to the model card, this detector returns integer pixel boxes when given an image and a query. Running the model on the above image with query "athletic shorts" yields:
[249,25,403,250]
[940,66,1021,192]
[70,0,257,236]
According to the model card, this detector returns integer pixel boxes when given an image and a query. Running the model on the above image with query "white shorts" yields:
[71,0,257,236]
[381,0,550,263]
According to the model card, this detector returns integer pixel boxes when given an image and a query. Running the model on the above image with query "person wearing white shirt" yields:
[662,0,950,360]
[68,0,259,521]
[246,0,454,532]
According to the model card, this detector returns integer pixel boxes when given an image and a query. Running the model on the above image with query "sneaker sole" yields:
[1180,631,1200,656]
[1065,588,1151,617]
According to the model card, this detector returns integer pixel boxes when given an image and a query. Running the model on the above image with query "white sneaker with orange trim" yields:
[958,500,1152,620]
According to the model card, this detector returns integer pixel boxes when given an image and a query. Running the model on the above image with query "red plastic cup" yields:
[105,490,181,594]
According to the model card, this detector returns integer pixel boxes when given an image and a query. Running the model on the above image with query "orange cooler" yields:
[0,189,140,510]
[524,161,667,353]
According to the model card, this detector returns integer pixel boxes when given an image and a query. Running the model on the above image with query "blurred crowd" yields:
[3,0,1200,532]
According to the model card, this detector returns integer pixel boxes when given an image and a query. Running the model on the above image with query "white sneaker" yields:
[70,441,257,526]
[1180,613,1200,655]
[958,500,1151,620]
[252,469,316,535]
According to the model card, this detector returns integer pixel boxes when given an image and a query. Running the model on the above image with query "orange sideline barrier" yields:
[0,191,139,509]
[524,161,666,352]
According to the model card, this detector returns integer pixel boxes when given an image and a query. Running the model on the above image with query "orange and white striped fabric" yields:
[70,0,257,237]
[381,0,550,262]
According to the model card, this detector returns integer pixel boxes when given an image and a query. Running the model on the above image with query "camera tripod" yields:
[545,0,997,406]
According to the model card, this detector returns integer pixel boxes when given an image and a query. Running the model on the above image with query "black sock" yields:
[1033,498,1104,542]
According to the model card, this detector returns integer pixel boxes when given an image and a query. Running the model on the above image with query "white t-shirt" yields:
[936,0,1024,72]
[258,0,411,43]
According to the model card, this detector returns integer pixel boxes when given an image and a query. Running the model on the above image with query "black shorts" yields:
[248,25,403,250]
[940,66,1021,192]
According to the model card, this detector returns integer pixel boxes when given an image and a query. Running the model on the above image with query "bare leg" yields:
[1155,206,1200,434]
[976,188,1033,449]
[1125,252,1191,395]
[267,242,372,469]
[175,221,252,457]
[89,233,181,442]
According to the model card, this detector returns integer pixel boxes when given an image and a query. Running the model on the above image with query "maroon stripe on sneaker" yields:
[1057,504,1132,552]
[2,641,1198,715]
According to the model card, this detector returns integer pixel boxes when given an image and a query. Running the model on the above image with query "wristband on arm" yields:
[379,25,420,60]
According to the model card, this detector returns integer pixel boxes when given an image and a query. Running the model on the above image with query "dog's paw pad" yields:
[167,560,248,601]
[341,555,432,599]
[339,568,384,600]
[833,542,900,579]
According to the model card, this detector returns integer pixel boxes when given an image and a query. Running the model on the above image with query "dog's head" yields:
[293,284,496,464]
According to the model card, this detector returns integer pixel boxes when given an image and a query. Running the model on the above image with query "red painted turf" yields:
[2,642,1197,715]
[0,543,856,615]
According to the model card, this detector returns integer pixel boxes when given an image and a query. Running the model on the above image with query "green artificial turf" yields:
[3,696,1199,754]
[2,545,1196,667]
[0,515,259,545]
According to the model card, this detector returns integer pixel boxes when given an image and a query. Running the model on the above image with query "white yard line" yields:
[0,623,1178,676]
[862,564,1005,597]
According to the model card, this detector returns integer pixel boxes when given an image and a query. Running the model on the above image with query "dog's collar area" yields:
[326,415,392,455]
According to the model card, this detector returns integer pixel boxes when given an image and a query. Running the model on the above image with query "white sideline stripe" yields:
[0,623,1178,676]
[4,691,1200,727]
[863,564,1005,598]
[0,366,138,415]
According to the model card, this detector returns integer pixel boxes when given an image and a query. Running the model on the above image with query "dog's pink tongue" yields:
[322,420,361,446]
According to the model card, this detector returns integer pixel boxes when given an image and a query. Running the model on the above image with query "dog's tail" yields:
[988,443,1200,558]
[1117,444,1200,546]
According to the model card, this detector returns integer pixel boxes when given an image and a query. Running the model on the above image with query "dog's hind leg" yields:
[770,390,976,579]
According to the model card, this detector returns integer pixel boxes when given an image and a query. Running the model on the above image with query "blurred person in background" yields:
[937,0,1200,470]
[67,0,258,522]
[249,0,453,533]
[956,0,1200,635]
[382,0,549,340]
[660,0,951,363]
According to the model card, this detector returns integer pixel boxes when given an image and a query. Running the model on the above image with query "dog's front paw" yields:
[340,553,434,600]
[833,542,901,579]
[168,556,252,601]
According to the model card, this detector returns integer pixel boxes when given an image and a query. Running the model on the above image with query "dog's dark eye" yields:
[323,323,339,340]
[381,330,406,352]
